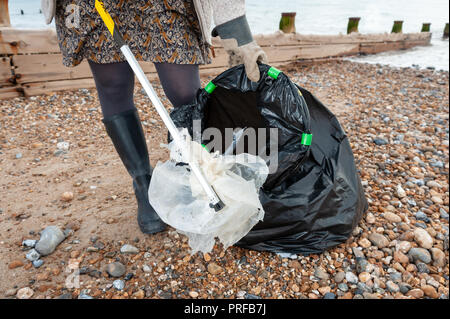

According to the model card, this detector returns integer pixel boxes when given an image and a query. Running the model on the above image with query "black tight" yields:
[88,60,201,118]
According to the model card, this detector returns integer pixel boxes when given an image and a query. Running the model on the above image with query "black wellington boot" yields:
[102,109,166,234]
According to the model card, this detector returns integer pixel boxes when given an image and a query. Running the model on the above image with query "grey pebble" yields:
[373,138,389,146]
[245,293,262,299]
[25,249,41,262]
[338,283,349,292]
[22,239,37,248]
[106,262,126,277]
[113,280,125,291]
[399,284,411,294]
[415,211,430,223]
[120,244,139,254]
[408,248,432,264]
[356,257,368,274]
[32,260,44,268]
[416,262,430,273]
[345,272,359,284]
[35,226,66,256]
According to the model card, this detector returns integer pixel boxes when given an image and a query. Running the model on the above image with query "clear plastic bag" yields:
[148,129,269,253]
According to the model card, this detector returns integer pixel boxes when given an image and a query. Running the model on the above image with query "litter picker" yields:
[94,0,225,212]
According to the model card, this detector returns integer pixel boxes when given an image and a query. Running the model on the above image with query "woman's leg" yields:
[88,60,136,118]
[88,60,166,234]
[154,62,201,108]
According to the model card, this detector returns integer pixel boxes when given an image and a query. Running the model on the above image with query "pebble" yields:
[415,211,430,223]
[421,285,439,298]
[358,238,372,248]
[368,233,390,248]
[32,260,44,268]
[431,196,443,205]
[352,247,365,259]
[22,239,37,248]
[356,257,369,273]
[393,251,409,264]
[345,272,359,284]
[8,260,24,269]
[78,292,94,299]
[142,265,152,273]
[413,228,433,249]
[334,271,346,283]
[386,281,400,293]
[57,141,70,151]
[373,138,388,146]
[408,248,432,264]
[430,248,446,267]
[61,192,74,202]
[189,291,199,298]
[113,280,125,291]
[133,290,145,299]
[35,226,66,256]
[338,283,349,292]
[358,272,371,283]
[25,249,41,262]
[5,289,17,297]
[383,212,402,223]
[407,289,424,298]
[396,185,407,198]
[314,267,329,280]
[323,292,336,299]
[245,294,262,299]
[207,263,223,275]
[399,284,411,294]
[120,244,139,254]
[416,262,429,273]
[16,287,34,299]
[105,262,126,277]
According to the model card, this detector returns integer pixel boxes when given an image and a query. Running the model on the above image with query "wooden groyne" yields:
[0,27,432,100]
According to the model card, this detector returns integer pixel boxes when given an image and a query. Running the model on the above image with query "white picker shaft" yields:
[120,45,223,208]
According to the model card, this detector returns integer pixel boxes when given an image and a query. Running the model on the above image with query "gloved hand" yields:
[212,15,268,82]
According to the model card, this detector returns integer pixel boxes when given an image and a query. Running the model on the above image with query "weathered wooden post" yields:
[421,23,431,32]
[391,20,403,33]
[347,17,360,34]
[0,0,11,27]
[444,23,449,38]
[279,12,296,33]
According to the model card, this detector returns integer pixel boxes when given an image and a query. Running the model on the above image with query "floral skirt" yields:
[54,0,211,67]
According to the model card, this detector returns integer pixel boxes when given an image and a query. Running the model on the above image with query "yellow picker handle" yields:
[94,0,126,48]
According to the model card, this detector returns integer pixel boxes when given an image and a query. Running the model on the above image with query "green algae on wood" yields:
[279,12,296,33]
[421,23,431,32]
[391,21,403,33]
[347,17,361,34]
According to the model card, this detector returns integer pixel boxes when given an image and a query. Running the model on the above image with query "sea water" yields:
[8,0,449,70]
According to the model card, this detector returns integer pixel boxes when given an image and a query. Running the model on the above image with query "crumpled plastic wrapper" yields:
[149,129,268,253]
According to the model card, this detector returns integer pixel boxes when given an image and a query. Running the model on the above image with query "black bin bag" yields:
[170,63,368,255]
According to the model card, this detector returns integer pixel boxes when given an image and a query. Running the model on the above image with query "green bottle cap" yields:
[268,67,282,79]
[204,82,217,94]
[301,133,313,146]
